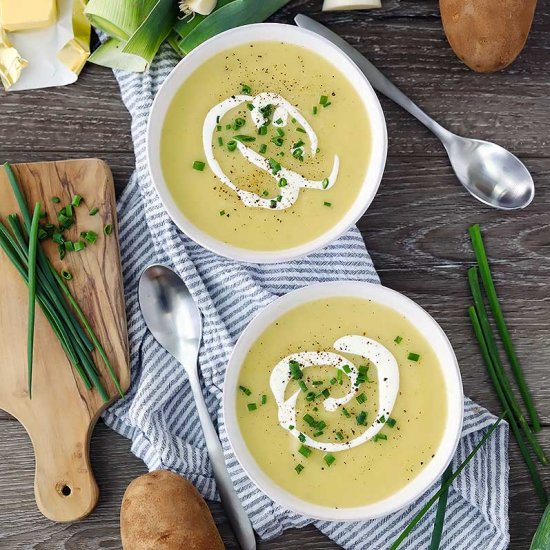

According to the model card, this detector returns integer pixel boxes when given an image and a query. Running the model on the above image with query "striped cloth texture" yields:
[102,44,510,549]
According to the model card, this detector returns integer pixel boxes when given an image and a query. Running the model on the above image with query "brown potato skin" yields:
[121,470,225,550]
[440,0,537,72]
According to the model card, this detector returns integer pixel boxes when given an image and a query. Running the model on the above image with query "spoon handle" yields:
[294,15,452,141]
[187,370,256,550]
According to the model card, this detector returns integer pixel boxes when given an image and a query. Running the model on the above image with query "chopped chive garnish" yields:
[278,178,287,188]
[216,125,222,132]
[216,115,220,123]
[298,445,312,458]
[192,160,205,171]
[356,411,367,425]
[303,414,316,426]
[259,143,267,154]
[271,137,284,147]
[379,415,386,424]
[61,269,72,281]
[316,420,327,430]
[262,190,269,197]
[276,195,282,203]
[225,123,231,130]
[64,241,74,251]
[329,377,337,385]
[276,128,285,137]
[233,117,246,130]
[387,417,397,428]
[319,95,328,105]
[247,403,257,412]
[298,433,306,442]
[227,140,237,152]
[239,385,251,396]
[336,370,343,384]
[323,101,332,108]
[394,336,403,344]
[103,224,113,236]
[52,232,64,245]
[373,433,388,442]
[295,464,304,474]
[270,200,277,208]
[324,453,336,466]
[324,202,332,207]
[298,380,308,392]
[258,125,268,135]
[241,84,251,94]
[89,207,99,216]
[219,209,226,216]
[293,140,305,149]
[247,103,254,111]
[51,196,60,203]
[275,118,283,125]
[71,195,82,207]
[356,392,367,404]
[342,407,351,418]
[322,178,329,189]
[313,430,324,437]
[312,380,323,386]
[289,360,302,379]
[81,230,98,244]
[312,106,318,115]
[74,240,86,251]
[321,388,330,398]
[336,431,344,441]
[65,204,74,217]
[306,392,316,401]
[233,135,256,143]
[218,137,224,146]
[268,158,281,174]
[343,364,351,374]
[408,352,420,362]
[261,394,267,405]
[296,127,306,133]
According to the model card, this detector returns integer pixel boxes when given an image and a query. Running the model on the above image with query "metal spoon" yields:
[139,265,256,550]
[295,15,535,210]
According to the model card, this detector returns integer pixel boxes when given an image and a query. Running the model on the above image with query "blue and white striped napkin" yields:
[102,44,510,549]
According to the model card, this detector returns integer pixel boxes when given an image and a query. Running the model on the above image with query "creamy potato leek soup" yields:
[161,41,372,251]
[236,297,447,508]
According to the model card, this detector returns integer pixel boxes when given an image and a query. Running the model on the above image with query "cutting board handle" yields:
[31,417,99,523]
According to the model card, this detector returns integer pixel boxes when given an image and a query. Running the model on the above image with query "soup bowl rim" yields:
[147,22,387,263]
[223,281,464,521]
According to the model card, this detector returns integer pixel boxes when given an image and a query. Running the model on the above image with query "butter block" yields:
[0,0,57,32]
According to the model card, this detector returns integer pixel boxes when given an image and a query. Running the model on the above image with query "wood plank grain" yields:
[0,420,546,549]
[0,3,548,157]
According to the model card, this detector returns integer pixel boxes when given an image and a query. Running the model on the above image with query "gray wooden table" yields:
[1,1,549,548]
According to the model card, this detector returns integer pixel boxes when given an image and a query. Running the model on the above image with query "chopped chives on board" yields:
[298,445,312,458]
[71,195,82,207]
[324,453,336,466]
[51,196,60,203]
[295,464,304,474]
[247,403,257,412]
[408,352,420,362]
[103,224,113,236]
[61,269,72,281]
[89,207,99,216]
[192,160,205,171]
[394,336,403,344]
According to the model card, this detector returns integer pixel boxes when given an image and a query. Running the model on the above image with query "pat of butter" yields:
[0,0,57,32]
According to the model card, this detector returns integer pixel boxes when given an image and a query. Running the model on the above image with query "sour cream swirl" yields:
[202,92,339,210]
[269,335,400,453]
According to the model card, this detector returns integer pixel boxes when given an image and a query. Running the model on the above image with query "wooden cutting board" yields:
[0,159,130,522]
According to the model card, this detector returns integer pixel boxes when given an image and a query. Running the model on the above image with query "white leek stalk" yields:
[179,0,218,17]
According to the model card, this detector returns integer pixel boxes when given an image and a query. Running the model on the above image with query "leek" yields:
[84,0,144,41]
[176,0,292,55]
[172,0,234,40]
[88,38,147,72]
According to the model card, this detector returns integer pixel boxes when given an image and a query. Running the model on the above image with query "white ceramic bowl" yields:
[147,23,387,264]
[223,282,464,521]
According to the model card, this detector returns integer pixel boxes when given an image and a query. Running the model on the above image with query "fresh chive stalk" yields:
[468,306,547,505]
[428,464,453,550]
[468,267,547,464]
[390,412,506,550]
[469,224,541,432]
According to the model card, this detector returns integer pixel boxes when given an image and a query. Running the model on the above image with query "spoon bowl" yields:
[443,135,535,210]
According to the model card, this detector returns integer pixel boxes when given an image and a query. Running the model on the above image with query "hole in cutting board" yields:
[57,483,72,497]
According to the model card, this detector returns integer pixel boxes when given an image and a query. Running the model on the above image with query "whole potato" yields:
[121,470,225,549]
[440,0,537,72]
